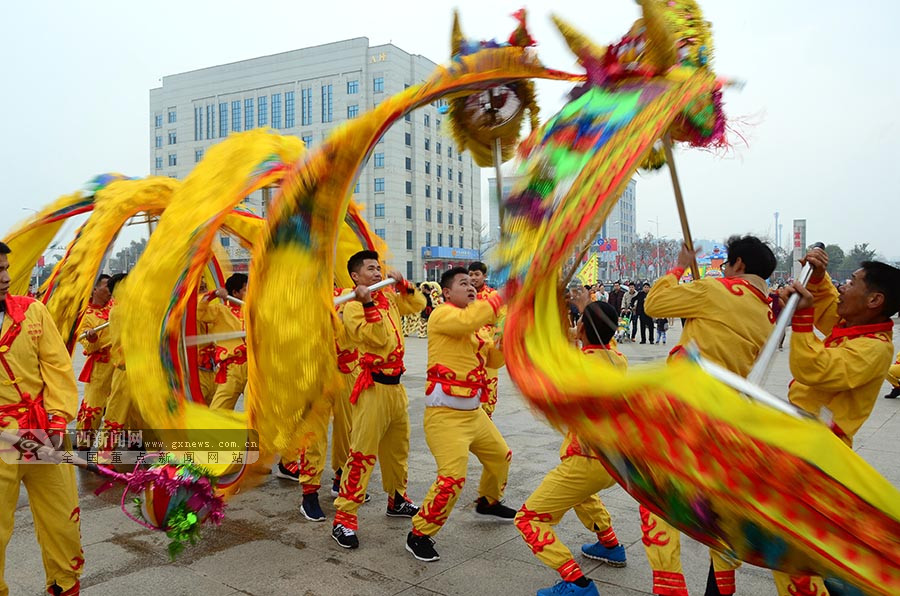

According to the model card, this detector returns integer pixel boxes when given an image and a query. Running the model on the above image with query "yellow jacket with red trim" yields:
[644,268,773,376]
[426,296,504,399]
[560,345,628,459]
[333,287,359,377]
[788,273,895,445]
[0,295,78,431]
[888,350,900,387]
[77,302,112,354]
[197,293,245,360]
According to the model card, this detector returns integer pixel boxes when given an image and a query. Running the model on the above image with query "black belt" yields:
[372,372,402,385]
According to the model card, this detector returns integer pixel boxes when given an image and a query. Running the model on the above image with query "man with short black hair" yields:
[406,267,510,562]
[634,282,654,344]
[608,281,625,315]
[75,274,113,434]
[0,241,84,595]
[468,261,503,418]
[332,250,426,549]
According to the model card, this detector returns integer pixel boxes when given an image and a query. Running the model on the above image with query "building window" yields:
[168,108,176,123]
[424,138,430,151]
[219,103,228,137]
[436,141,441,154]
[320,85,333,123]
[405,157,411,170]
[425,208,432,222]
[449,236,453,248]
[437,165,442,178]
[373,76,384,93]
[425,161,431,174]
[168,153,177,167]
[374,153,385,168]
[458,171,463,184]
[458,213,463,226]
[437,188,442,201]
[220,236,230,247]
[407,260,413,281]
[154,114,162,128]
[425,185,431,198]
[437,210,443,224]
[448,190,453,203]
[245,98,254,130]
[448,167,453,180]
[424,114,430,127]
[271,94,282,129]
[374,178,385,192]
[405,181,412,195]
[375,203,385,217]
[347,80,359,94]
[458,152,462,162]
[285,91,295,128]
[232,101,241,132]
[193,107,200,141]
[206,105,214,138]
[448,146,453,158]
[406,205,412,219]
[404,112,411,122]
[155,135,162,148]
[458,192,463,205]
[459,235,463,249]
[155,156,162,169]
[195,149,203,163]
[347,104,359,118]
[426,231,432,246]
[168,130,177,145]
[301,88,312,126]
[438,233,443,246]
[354,181,360,193]
[405,132,411,146]
[302,134,312,147]
[406,231,413,250]
[375,228,385,238]
[258,96,268,126]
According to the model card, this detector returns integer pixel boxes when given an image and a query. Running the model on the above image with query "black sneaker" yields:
[884,387,900,399]
[406,531,440,562]
[331,523,359,549]
[300,492,326,522]
[474,497,516,521]
[274,461,300,481]
[386,497,419,518]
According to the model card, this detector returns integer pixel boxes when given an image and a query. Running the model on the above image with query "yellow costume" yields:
[75,301,113,434]
[411,296,507,538]
[888,350,900,390]
[475,284,503,418]
[333,282,425,531]
[773,274,895,596]
[516,345,627,584]
[197,292,246,410]
[103,303,134,433]
[0,295,83,596]
[642,268,774,596]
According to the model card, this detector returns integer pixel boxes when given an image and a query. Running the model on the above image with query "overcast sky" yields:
[3,1,898,259]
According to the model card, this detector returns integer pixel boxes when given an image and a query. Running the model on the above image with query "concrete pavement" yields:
[6,319,900,595]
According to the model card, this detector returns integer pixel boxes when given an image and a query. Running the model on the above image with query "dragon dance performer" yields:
[197,273,248,410]
[773,248,900,596]
[195,279,218,403]
[331,251,426,549]
[405,267,514,563]
[516,301,628,596]
[0,241,84,596]
[279,286,357,523]
[103,273,136,435]
[886,349,900,400]
[468,261,503,418]
[74,274,112,436]
[642,236,777,596]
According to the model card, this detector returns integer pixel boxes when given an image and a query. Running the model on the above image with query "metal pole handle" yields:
[333,279,397,306]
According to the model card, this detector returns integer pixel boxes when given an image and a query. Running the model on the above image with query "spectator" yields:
[632,282,654,344]
[607,281,625,314]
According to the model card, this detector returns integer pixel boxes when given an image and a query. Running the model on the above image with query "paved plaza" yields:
[7,320,900,595]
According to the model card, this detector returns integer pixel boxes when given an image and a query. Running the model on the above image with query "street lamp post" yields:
[648,217,660,280]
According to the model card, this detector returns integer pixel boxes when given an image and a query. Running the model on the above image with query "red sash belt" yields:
[78,347,110,383]
[349,354,404,404]
[425,364,488,401]
[0,392,49,431]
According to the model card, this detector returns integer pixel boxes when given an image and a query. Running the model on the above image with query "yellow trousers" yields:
[333,382,410,531]
[515,454,617,581]
[104,367,133,431]
[412,407,511,536]
[0,461,83,595]
[641,506,739,595]
[198,368,216,404]
[76,360,114,433]
[481,369,499,418]
[772,572,829,595]
[298,372,354,492]
[209,361,248,410]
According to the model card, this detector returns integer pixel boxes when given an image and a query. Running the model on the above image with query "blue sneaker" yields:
[581,541,626,567]
[536,580,600,596]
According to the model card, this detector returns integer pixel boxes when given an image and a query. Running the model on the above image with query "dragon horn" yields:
[551,14,607,64]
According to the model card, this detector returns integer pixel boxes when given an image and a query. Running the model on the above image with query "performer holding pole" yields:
[468,261,504,418]
[75,274,113,436]
[198,273,248,411]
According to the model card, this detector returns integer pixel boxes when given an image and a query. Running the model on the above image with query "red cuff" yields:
[204,290,218,301]
[48,415,68,432]
[792,307,814,333]
[487,292,503,316]
[399,278,413,294]
[668,267,685,279]
[363,304,382,323]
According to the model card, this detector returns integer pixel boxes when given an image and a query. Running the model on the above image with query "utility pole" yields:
[648,217,660,280]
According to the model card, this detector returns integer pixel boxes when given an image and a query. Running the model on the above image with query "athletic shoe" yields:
[331,523,359,549]
[581,542,627,567]
[474,496,516,521]
[884,387,900,399]
[406,531,440,562]
[536,580,600,596]
[274,461,300,481]
[386,497,419,518]
[300,492,326,522]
